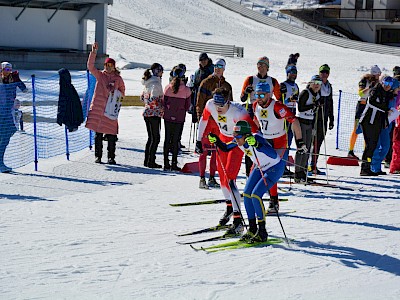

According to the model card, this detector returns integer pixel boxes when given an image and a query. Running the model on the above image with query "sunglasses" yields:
[2,67,12,72]
[320,70,330,74]
[288,70,297,75]
[199,58,208,61]
[254,93,266,99]
[215,64,224,69]
[105,63,114,68]
[383,80,393,88]
[233,134,243,140]
[311,80,322,85]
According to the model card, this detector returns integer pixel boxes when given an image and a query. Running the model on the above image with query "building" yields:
[0,0,113,70]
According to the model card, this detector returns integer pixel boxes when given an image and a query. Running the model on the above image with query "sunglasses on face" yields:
[254,93,266,99]
[233,134,243,140]
[311,80,322,86]
[288,70,297,75]
[320,70,329,74]
[2,67,12,72]
[199,58,208,62]
[383,80,393,88]
[215,64,224,69]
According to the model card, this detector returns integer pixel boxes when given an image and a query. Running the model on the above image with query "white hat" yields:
[214,58,226,69]
[370,65,381,75]
[1,62,12,69]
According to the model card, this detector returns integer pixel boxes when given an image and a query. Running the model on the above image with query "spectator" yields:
[0,61,27,172]
[348,65,381,159]
[162,65,191,171]
[141,63,164,168]
[286,53,300,68]
[195,58,232,189]
[295,75,323,183]
[310,64,334,175]
[280,65,300,176]
[1,61,27,131]
[86,42,125,165]
[359,76,393,176]
[240,56,281,177]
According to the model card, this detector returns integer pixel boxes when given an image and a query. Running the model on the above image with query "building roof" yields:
[0,0,113,11]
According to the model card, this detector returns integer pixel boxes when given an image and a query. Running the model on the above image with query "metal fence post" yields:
[86,70,93,150]
[336,90,342,149]
[32,74,38,171]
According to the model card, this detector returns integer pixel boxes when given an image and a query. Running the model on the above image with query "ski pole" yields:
[215,148,247,228]
[251,147,290,245]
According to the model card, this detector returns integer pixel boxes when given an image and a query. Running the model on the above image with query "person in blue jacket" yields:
[208,120,307,242]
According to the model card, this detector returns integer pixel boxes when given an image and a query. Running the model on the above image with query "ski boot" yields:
[207,176,220,188]
[199,177,209,189]
[218,201,233,226]
[251,221,268,242]
[225,213,244,237]
[268,195,279,213]
[240,218,257,242]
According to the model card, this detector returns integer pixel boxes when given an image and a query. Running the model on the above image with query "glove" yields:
[296,139,308,154]
[290,94,298,102]
[245,85,254,94]
[245,135,257,146]
[195,141,203,154]
[208,133,218,144]
[329,121,334,130]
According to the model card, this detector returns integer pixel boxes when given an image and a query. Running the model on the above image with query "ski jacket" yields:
[316,80,334,124]
[1,71,27,100]
[297,87,320,122]
[240,74,281,103]
[280,80,299,109]
[57,68,84,132]
[163,82,191,123]
[141,76,164,118]
[196,74,232,121]
[85,51,125,135]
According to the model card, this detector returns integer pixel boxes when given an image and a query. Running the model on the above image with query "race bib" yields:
[104,89,123,120]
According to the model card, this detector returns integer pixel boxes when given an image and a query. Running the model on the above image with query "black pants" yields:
[163,121,183,165]
[144,116,161,165]
[95,132,117,159]
[360,117,383,171]
[311,116,328,169]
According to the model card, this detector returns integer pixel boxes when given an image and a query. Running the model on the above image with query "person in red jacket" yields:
[86,42,125,165]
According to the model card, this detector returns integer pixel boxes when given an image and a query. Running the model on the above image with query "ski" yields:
[176,224,229,237]
[267,210,296,216]
[278,180,357,191]
[176,234,236,245]
[190,238,283,253]
[170,198,288,207]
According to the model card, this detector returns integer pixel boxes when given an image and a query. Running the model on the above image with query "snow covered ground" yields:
[2,0,400,299]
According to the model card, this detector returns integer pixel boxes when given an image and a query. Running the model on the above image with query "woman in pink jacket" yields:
[162,65,191,171]
[86,42,125,164]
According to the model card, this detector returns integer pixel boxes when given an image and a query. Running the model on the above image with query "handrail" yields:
[107,17,244,58]
[210,0,400,56]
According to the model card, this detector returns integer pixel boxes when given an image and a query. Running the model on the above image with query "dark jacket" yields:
[57,68,84,132]
[361,83,391,128]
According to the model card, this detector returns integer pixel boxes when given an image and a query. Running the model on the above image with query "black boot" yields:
[240,218,257,241]
[94,132,103,163]
[360,162,378,176]
[219,201,233,226]
[164,159,171,171]
[225,213,244,236]
[107,134,117,165]
[253,221,268,242]
[171,161,181,171]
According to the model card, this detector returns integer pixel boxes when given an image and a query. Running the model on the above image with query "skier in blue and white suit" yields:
[208,120,307,242]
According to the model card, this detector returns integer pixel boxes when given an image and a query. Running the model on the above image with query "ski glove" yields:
[245,135,257,147]
[296,139,308,154]
[208,133,218,144]
[195,141,203,154]
[245,85,254,94]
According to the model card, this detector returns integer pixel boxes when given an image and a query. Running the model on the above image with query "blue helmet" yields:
[286,65,297,75]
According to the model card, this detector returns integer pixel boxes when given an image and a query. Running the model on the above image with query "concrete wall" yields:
[0,7,83,50]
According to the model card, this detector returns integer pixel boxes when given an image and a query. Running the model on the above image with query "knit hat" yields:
[310,74,322,83]
[214,58,226,69]
[257,56,269,67]
[286,65,297,74]
[199,52,209,61]
[233,120,252,135]
[104,57,116,66]
[213,93,227,106]
[370,65,382,75]
[1,62,12,69]
[393,66,400,76]
[255,82,271,93]
[319,64,330,73]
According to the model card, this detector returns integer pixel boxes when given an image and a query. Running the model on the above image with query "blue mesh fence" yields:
[336,90,364,153]
[0,72,95,172]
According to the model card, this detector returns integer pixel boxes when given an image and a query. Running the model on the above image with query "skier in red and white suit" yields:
[195,88,258,234]
[252,82,305,212]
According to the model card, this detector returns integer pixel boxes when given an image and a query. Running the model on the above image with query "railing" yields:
[107,17,244,58]
[210,0,400,56]
[322,8,400,21]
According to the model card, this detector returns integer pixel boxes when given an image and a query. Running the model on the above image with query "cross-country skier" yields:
[252,82,305,212]
[195,88,258,236]
[207,120,303,242]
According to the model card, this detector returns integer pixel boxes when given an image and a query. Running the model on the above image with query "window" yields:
[355,0,363,10]
[366,0,373,10]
